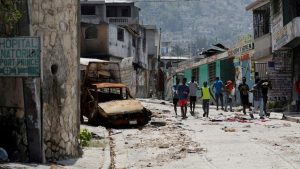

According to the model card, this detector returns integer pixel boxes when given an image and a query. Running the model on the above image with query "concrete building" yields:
[268,0,300,106]
[0,0,81,163]
[246,0,272,80]
[80,0,158,98]
[80,0,139,25]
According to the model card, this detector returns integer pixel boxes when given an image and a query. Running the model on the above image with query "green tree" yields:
[0,0,23,36]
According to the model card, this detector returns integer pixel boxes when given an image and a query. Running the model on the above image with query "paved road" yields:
[110,99,300,169]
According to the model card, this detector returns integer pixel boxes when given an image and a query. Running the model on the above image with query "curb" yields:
[101,129,111,169]
[282,115,300,123]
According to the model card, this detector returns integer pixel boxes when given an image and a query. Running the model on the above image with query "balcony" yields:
[272,17,300,51]
[253,33,272,61]
[108,17,138,26]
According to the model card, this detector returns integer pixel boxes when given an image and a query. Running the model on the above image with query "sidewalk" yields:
[0,125,111,169]
[282,113,300,123]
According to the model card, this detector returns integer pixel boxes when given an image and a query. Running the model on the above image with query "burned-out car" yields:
[80,58,151,127]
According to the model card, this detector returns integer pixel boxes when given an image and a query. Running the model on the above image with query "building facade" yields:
[0,0,81,163]
[80,0,158,98]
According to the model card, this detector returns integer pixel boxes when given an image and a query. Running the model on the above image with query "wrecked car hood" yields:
[98,100,144,116]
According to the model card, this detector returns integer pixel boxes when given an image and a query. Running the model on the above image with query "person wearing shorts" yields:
[178,78,189,119]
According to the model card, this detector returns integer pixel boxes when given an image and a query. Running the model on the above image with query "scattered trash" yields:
[162,110,171,113]
[283,123,292,127]
[160,102,166,105]
[242,130,249,132]
[265,123,292,128]
[211,119,223,122]
[274,143,280,146]
[187,148,206,153]
[202,122,221,125]
[151,120,167,127]
[0,147,8,162]
[111,129,122,135]
[91,132,104,139]
[159,144,170,149]
[222,126,236,132]
[243,125,251,128]
[125,142,128,144]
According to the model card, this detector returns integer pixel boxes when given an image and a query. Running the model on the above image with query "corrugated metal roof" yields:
[160,56,190,60]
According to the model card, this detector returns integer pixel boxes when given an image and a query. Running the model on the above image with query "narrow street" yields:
[110,99,300,169]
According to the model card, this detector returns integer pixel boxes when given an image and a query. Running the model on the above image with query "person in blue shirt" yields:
[212,77,224,110]
[178,78,190,119]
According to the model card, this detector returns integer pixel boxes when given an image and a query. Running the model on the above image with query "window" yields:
[106,6,131,17]
[208,62,216,84]
[272,0,280,15]
[81,5,96,15]
[253,4,270,39]
[121,7,131,17]
[85,27,98,39]
[132,37,136,47]
[192,68,199,82]
[106,6,117,17]
[283,0,300,25]
[117,28,124,41]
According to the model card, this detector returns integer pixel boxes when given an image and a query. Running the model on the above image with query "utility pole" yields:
[157,28,165,100]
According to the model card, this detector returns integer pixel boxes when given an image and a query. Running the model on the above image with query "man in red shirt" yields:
[296,76,300,112]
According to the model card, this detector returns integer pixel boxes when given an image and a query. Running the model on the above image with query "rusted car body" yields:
[80,58,151,127]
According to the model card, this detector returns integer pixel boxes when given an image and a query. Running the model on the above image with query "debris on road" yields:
[159,144,170,149]
[222,126,236,132]
[151,120,167,126]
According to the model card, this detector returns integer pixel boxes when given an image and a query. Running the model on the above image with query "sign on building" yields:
[0,37,41,77]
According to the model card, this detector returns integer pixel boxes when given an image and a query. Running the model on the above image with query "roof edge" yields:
[246,0,269,11]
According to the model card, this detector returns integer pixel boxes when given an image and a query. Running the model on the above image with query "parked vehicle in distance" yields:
[80,58,152,127]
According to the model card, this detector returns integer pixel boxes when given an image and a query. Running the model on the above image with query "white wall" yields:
[108,25,136,59]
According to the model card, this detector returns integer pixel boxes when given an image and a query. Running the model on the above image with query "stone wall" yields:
[120,57,137,97]
[29,0,81,161]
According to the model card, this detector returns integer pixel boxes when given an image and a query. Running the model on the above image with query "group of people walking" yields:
[172,76,272,119]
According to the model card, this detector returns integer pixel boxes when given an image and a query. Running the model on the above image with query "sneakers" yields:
[260,116,265,120]
[250,114,254,119]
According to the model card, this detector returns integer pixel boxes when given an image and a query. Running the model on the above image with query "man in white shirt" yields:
[189,76,200,116]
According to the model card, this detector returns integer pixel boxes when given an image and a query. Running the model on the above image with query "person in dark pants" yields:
[189,76,200,116]
[212,77,224,110]
[238,77,251,115]
[200,81,215,117]
[261,79,272,117]
[172,78,180,116]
